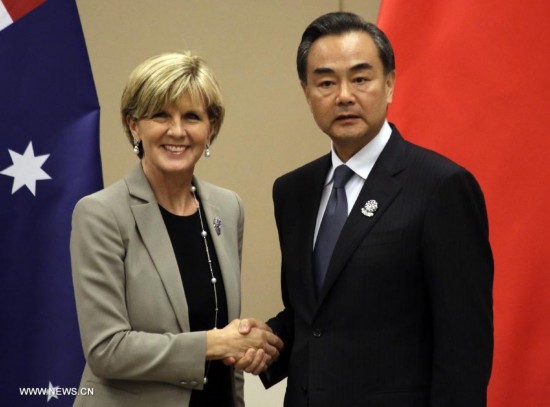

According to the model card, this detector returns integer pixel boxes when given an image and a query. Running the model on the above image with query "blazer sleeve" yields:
[233,191,245,407]
[422,168,494,406]
[70,195,206,389]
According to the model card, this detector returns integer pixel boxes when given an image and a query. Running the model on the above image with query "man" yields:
[258,11,493,407]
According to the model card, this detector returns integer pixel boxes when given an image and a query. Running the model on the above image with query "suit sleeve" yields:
[260,177,294,388]
[236,191,244,268]
[70,196,206,388]
[422,169,494,406]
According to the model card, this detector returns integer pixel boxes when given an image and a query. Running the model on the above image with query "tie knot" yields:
[333,165,354,189]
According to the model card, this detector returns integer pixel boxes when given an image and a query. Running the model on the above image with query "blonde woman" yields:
[70,52,282,407]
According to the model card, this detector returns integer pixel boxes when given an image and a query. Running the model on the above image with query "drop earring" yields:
[133,139,140,155]
[204,144,211,158]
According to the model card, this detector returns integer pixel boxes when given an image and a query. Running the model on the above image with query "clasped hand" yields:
[208,318,283,375]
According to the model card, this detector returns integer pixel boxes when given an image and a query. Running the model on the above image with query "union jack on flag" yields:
[0,0,102,404]
[0,0,45,31]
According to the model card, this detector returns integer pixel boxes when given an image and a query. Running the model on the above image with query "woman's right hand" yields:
[206,319,283,374]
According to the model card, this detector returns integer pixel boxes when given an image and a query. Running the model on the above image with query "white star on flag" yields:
[46,381,59,402]
[0,141,51,196]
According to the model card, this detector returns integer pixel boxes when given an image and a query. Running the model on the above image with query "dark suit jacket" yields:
[262,125,493,407]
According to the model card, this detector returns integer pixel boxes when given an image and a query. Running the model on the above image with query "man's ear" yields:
[385,71,396,103]
[301,81,312,109]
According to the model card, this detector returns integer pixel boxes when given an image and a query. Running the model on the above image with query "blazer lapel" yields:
[125,164,190,332]
[194,178,241,321]
[316,130,407,305]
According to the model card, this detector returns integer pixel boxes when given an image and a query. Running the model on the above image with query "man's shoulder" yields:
[404,138,470,179]
[275,154,330,186]
[391,129,482,196]
[389,125,469,177]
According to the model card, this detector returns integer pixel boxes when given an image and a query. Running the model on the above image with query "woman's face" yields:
[129,93,212,180]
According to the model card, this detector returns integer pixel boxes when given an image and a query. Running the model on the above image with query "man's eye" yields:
[319,81,334,88]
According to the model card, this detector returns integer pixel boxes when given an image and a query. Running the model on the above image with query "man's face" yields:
[302,31,395,162]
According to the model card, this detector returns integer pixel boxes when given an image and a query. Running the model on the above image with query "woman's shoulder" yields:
[72,178,133,225]
[196,178,242,205]
[77,178,128,207]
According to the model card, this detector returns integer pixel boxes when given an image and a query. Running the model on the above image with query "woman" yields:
[70,52,282,407]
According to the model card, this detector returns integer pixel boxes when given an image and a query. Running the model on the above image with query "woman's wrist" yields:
[205,328,228,360]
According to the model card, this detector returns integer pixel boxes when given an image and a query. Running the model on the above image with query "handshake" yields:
[207,318,284,375]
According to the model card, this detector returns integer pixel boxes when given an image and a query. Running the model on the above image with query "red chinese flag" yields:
[378,1,550,406]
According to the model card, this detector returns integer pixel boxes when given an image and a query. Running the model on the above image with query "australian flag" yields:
[0,0,102,405]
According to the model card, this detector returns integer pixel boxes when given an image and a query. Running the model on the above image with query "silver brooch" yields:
[213,217,223,235]
[361,200,378,217]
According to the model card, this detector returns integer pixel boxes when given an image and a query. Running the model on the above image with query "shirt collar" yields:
[325,120,392,185]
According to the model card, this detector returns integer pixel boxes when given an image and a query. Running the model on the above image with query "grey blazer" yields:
[70,163,244,407]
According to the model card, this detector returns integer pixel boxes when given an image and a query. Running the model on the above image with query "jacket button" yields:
[301,385,308,394]
[312,329,323,337]
[180,380,198,387]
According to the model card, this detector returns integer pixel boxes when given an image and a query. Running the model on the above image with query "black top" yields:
[160,204,233,407]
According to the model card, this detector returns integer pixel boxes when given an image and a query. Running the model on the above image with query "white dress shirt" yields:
[313,120,392,246]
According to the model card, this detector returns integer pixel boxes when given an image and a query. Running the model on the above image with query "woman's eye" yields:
[151,112,168,119]
[185,112,201,120]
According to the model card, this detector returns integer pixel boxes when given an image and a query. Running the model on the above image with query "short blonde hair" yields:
[121,52,225,157]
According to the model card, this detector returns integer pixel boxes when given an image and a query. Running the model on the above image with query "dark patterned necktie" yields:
[313,165,354,293]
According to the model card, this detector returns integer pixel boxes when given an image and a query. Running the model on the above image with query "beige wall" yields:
[76,1,381,404]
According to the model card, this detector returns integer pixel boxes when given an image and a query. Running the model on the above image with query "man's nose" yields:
[336,82,354,105]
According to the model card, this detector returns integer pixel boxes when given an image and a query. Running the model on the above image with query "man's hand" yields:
[222,318,283,375]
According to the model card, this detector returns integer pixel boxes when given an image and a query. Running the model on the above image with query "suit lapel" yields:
[195,178,241,321]
[297,156,332,310]
[316,130,408,306]
[125,164,190,332]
